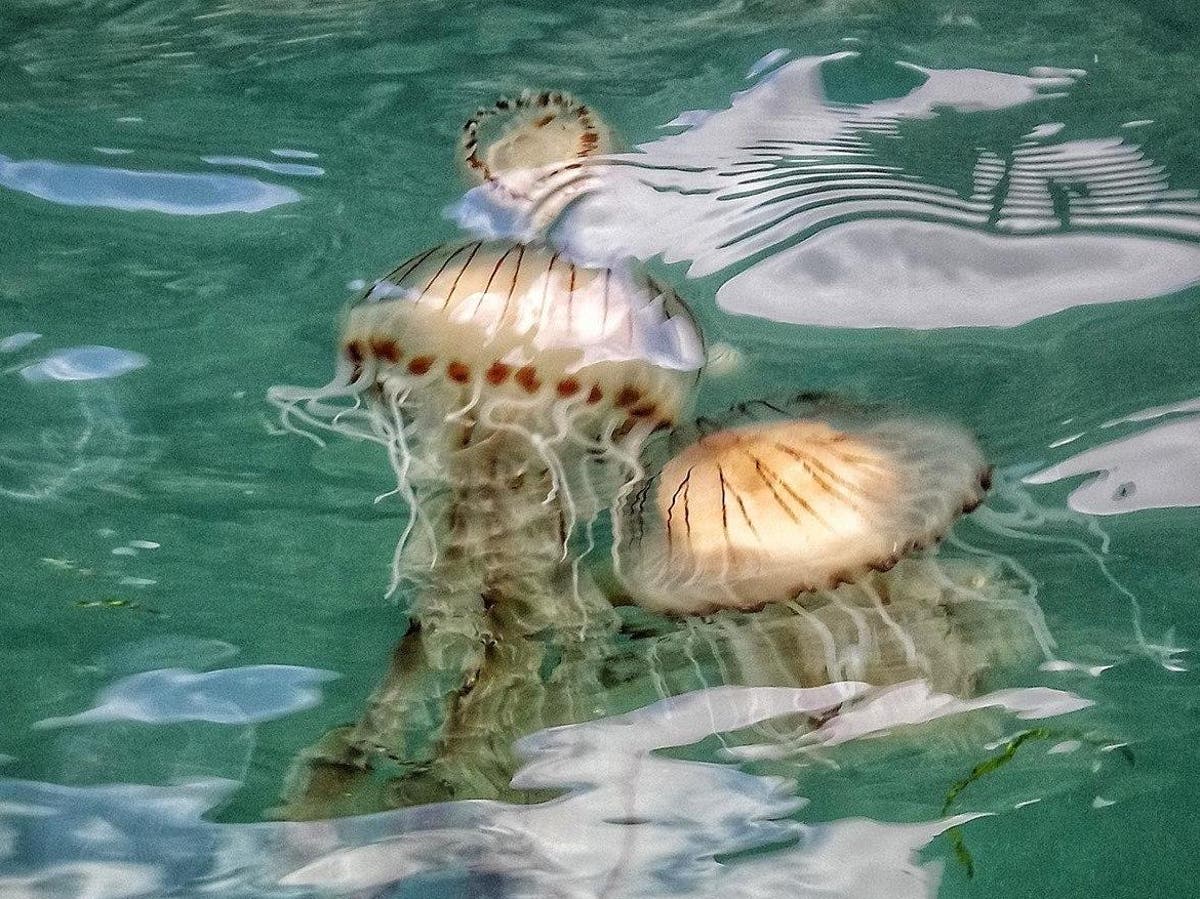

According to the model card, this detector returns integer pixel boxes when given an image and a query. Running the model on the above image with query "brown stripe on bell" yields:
[614,386,641,408]
[371,338,402,363]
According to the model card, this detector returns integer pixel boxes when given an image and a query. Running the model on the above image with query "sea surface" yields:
[1,0,1199,896]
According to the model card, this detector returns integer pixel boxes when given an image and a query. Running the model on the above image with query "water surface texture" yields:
[2,0,1199,897]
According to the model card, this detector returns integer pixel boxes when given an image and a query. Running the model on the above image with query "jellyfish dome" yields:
[340,240,702,454]
[270,240,703,588]
[622,398,991,615]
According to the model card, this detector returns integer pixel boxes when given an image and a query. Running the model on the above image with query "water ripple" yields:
[1,680,1098,897]
[523,52,1200,329]
[1026,402,1200,515]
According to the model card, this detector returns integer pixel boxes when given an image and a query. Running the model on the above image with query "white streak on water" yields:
[0,333,40,353]
[1025,406,1200,514]
[0,154,300,215]
[725,680,1092,758]
[1102,396,1200,427]
[202,155,325,177]
[33,666,338,728]
[746,48,790,79]
[18,346,147,383]
[0,683,1019,898]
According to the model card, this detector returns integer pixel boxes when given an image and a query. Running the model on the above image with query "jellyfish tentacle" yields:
[860,577,926,675]
[783,598,845,683]
[942,532,1059,662]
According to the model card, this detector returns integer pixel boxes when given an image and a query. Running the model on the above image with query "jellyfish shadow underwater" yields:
[266,94,1065,819]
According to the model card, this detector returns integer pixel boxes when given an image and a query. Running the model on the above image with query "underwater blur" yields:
[3,0,1200,897]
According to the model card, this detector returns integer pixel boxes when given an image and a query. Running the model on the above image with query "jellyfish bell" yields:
[621,398,991,615]
[342,240,701,450]
[270,239,703,587]
[453,91,616,241]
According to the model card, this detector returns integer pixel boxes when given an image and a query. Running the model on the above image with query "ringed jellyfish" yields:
[269,240,705,816]
[270,239,703,590]
[459,89,614,190]
[615,396,1043,697]
[621,396,991,614]
[453,90,615,240]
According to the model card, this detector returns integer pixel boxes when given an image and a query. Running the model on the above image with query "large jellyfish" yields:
[269,239,705,815]
[615,396,1044,698]
[270,239,703,585]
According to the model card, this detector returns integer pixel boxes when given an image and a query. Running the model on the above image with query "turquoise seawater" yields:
[2,0,1199,896]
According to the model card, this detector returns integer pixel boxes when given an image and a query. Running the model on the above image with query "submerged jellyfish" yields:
[622,397,991,614]
[269,240,705,815]
[616,396,1039,696]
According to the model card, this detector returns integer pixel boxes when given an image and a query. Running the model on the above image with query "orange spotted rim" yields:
[459,89,607,190]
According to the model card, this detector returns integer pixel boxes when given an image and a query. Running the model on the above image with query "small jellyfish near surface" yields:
[460,90,614,190]
[453,90,616,240]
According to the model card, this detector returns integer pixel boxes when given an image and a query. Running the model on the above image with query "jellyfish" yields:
[620,396,991,613]
[460,89,614,190]
[270,239,702,581]
[269,239,705,816]
[615,396,1043,698]
[452,90,615,241]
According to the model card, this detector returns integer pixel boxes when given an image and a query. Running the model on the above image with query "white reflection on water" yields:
[1026,403,1200,515]
[202,155,326,178]
[0,154,300,215]
[0,333,42,354]
[461,52,1200,328]
[0,680,1093,898]
[34,666,338,729]
[727,680,1092,759]
[18,346,147,384]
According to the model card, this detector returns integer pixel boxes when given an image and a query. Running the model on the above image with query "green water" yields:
[2,0,1199,896]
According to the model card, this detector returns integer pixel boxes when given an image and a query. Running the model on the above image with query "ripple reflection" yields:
[482,52,1200,328]
[0,154,300,215]
[0,681,1095,898]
